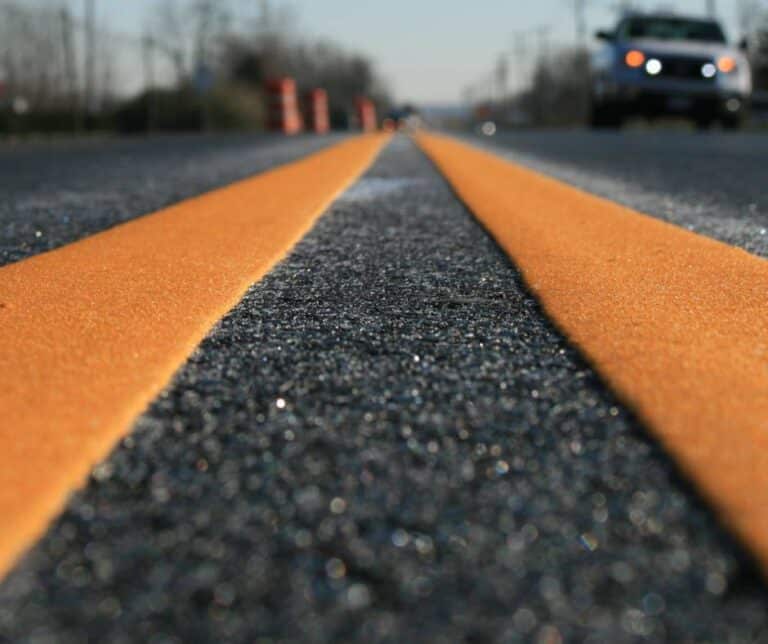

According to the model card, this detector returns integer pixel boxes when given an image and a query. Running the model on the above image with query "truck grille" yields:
[653,56,713,81]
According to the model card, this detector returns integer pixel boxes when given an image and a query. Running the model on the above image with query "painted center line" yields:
[0,133,390,579]
[416,132,768,573]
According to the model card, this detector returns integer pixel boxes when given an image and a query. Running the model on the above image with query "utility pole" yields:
[706,0,717,17]
[100,46,113,113]
[573,0,587,45]
[495,54,509,104]
[60,8,81,132]
[258,0,272,35]
[485,72,494,104]
[83,0,95,118]
[462,84,476,106]
[534,26,553,126]
[536,26,552,63]
[512,32,530,91]
[142,34,157,132]
[142,35,156,91]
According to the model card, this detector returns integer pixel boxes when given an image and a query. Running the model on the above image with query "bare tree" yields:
[59,6,81,127]
[253,0,299,40]
[151,0,193,84]
[0,1,67,108]
[147,0,233,86]
[738,0,764,33]
[83,0,95,112]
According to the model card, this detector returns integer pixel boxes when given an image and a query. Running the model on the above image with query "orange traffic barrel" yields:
[265,77,303,135]
[304,88,330,134]
[355,97,377,132]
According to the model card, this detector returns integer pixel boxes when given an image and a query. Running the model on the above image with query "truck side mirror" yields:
[739,37,749,52]
[595,30,614,42]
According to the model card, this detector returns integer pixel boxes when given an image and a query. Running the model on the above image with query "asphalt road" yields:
[470,130,768,259]
[2,132,768,643]
[0,133,347,268]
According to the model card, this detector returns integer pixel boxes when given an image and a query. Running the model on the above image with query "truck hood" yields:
[626,38,738,59]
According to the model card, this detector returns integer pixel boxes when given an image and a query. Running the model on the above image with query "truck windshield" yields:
[619,17,726,43]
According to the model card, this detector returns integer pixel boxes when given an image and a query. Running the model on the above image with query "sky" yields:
[65,0,751,104]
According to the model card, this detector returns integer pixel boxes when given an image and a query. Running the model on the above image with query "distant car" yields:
[383,105,422,132]
[590,13,752,129]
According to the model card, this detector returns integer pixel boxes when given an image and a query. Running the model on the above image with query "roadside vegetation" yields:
[0,0,391,135]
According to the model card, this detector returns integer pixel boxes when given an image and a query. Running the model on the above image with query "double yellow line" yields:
[0,134,389,578]
[2,130,768,584]
[417,132,768,572]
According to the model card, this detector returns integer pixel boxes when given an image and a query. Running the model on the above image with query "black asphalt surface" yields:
[0,133,347,268]
[2,133,768,643]
[470,130,768,259]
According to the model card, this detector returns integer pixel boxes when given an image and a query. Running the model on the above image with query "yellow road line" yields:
[0,133,390,579]
[416,132,768,571]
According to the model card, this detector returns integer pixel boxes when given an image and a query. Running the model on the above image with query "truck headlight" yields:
[645,59,662,75]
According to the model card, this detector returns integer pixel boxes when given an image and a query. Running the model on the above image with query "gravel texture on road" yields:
[2,136,768,643]
[470,130,768,259]
[0,133,347,268]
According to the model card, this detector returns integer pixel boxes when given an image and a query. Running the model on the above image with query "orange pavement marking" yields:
[416,132,768,571]
[0,133,390,580]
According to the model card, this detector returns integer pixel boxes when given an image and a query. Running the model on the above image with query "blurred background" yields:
[0,0,766,135]
[0,0,393,134]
